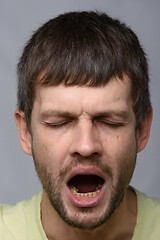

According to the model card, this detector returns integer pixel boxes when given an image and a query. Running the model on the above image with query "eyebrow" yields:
[93,110,130,119]
[40,110,77,120]
[40,109,131,121]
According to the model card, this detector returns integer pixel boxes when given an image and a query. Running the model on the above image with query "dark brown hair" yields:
[17,11,151,126]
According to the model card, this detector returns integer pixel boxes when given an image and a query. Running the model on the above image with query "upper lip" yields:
[66,166,106,184]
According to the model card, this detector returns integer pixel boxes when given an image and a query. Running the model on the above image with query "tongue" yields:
[69,175,103,193]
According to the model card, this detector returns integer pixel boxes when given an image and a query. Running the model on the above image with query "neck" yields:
[41,188,137,240]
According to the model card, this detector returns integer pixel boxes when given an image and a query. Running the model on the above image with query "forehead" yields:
[33,76,133,116]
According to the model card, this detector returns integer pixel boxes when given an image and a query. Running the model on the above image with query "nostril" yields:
[72,145,102,157]
[74,152,99,155]
[72,152,101,160]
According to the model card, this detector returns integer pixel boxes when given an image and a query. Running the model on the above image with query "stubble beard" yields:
[33,152,136,230]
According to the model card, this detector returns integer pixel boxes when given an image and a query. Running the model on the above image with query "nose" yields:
[69,121,102,157]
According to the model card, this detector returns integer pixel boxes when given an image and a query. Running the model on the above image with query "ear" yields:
[136,107,153,153]
[15,109,32,156]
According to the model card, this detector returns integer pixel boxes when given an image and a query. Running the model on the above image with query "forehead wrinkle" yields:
[35,99,132,122]
[33,76,133,120]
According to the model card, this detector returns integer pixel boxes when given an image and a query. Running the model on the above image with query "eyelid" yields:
[95,119,128,127]
[42,119,73,128]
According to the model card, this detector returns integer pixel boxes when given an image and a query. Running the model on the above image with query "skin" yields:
[15,76,152,240]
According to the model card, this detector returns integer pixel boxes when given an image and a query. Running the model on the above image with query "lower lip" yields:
[66,183,106,208]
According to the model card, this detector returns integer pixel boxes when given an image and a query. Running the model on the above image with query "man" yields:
[0,11,159,240]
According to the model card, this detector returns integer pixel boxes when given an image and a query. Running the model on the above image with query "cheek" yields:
[105,134,137,188]
[116,133,137,159]
[102,131,137,169]
[103,130,136,150]
[32,131,70,170]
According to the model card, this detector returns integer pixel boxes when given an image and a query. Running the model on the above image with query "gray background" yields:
[0,0,160,204]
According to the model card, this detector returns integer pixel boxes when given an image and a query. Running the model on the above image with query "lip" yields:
[66,166,106,184]
[65,166,107,208]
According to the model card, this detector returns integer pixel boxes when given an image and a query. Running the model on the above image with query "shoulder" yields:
[136,189,160,216]
[0,191,44,240]
[0,191,42,222]
[133,188,160,239]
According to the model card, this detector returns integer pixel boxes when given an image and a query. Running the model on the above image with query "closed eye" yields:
[97,120,125,128]
[43,121,72,129]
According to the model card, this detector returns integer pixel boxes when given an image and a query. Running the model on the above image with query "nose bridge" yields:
[70,120,102,157]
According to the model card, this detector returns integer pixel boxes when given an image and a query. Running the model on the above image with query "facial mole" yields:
[117,135,119,139]
[44,145,48,151]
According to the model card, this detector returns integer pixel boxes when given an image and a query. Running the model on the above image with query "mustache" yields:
[59,155,113,181]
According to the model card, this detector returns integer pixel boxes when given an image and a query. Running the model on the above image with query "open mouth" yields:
[67,174,105,199]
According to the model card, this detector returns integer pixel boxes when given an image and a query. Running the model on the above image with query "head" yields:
[15,11,152,230]
[17,11,151,127]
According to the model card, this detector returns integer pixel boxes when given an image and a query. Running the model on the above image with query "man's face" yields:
[29,77,137,229]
